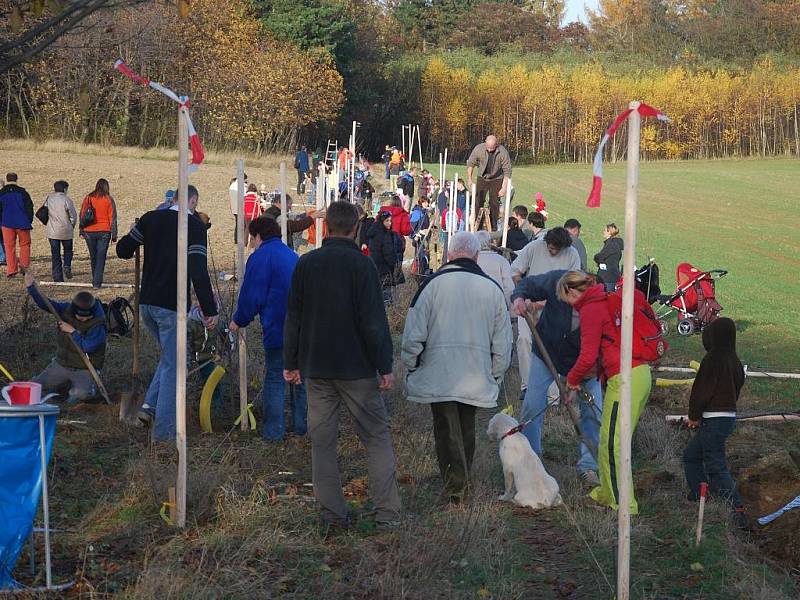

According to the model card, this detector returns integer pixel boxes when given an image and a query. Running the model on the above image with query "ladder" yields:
[325,140,338,167]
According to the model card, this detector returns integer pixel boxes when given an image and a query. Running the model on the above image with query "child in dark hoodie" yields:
[683,317,749,529]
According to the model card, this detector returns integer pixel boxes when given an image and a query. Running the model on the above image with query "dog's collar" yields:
[501,420,530,440]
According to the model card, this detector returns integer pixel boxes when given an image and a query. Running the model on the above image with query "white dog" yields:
[486,412,562,509]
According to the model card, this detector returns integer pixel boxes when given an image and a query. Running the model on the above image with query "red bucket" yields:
[2,381,43,405]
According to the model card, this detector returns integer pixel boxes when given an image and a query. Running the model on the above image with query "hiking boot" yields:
[376,519,401,530]
[580,470,600,487]
[64,266,72,280]
[732,507,751,531]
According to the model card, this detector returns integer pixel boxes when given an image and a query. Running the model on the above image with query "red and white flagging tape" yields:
[587,103,669,208]
[114,60,205,168]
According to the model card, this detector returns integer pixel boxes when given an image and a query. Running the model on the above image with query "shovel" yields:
[120,244,143,423]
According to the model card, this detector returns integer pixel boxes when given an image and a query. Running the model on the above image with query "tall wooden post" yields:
[501,179,512,247]
[470,182,477,232]
[438,152,443,188]
[316,162,325,249]
[349,122,356,203]
[235,159,247,433]
[617,100,641,600]
[416,125,423,171]
[280,161,288,245]
[175,105,189,528]
[401,125,406,159]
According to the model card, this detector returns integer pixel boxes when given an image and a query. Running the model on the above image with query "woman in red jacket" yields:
[558,271,652,514]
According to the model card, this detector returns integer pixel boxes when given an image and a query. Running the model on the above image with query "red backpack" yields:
[606,287,668,363]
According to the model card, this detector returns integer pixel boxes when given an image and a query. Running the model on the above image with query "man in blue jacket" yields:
[24,271,107,403]
[0,173,34,277]
[294,145,310,195]
[510,269,604,486]
[229,216,306,441]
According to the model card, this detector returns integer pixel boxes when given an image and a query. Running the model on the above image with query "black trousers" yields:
[475,177,503,231]
[431,402,477,498]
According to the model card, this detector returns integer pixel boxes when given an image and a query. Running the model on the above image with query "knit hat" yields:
[72,291,96,318]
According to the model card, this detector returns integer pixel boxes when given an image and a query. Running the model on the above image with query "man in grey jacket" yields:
[43,180,77,281]
[402,231,512,504]
[466,135,512,231]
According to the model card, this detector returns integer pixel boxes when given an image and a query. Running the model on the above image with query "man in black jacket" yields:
[117,185,218,440]
[283,201,401,529]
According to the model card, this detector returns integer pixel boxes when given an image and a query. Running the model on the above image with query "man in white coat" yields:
[402,231,512,504]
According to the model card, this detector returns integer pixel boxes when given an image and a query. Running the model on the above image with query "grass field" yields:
[0,141,798,599]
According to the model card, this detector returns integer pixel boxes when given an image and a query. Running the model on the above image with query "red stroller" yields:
[656,262,727,335]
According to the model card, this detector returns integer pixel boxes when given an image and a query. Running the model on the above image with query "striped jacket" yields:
[116,209,217,316]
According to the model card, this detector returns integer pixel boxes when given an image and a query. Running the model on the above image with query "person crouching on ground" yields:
[558,271,652,513]
[24,270,106,404]
[229,217,307,441]
[402,232,512,505]
[683,317,750,529]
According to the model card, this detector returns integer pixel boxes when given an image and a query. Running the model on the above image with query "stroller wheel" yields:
[677,318,696,336]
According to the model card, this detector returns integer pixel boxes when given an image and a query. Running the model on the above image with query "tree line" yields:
[1,0,799,160]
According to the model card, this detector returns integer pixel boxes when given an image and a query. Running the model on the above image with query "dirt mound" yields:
[738,450,800,572]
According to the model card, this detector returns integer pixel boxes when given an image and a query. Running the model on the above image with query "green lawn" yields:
[443,157,800,372]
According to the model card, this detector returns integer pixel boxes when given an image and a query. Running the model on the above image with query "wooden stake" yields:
[402,125,406,159]
[416,124,423,171]
[316,162,324,249]
[470,182,477,232]
[695,482,708,546]
[438,152,443,189]
[235,159,247,433]
[350,122,357,202]
[408,125,415,169]
[617,100,642,600]
[501,179,512,247]
[175,105,190,529]
[280,161,288,245]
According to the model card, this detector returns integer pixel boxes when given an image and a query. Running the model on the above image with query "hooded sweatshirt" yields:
[688,317,744,420]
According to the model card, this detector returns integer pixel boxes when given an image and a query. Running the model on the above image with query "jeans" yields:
[384,162,390,180]
[521,351,603,473]
[141,304,178,441]
[84,231,111,287]
[0,239,5,263]
[262,346,307,441]
[683,417,742,508]
[49,238,73,282]
[297,170,307,194]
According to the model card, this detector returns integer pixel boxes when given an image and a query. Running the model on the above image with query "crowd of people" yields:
[9,132,750,531]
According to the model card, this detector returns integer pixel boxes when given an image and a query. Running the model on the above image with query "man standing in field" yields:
[511,228,580,402]
[295,145,310,195]
[283,201,401,529]
[0,173,34,277]
[229,216,306,441]
[466,135,512,231]
[403,232,512,504]
[564,218,587,271]
[117,185,218,441]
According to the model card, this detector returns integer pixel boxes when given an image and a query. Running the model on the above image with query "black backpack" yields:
[103,297,134,337]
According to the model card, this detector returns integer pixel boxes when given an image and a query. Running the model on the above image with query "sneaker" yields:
[137,404,155,427]
[375,519,401,530]
[580,470,600,486]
